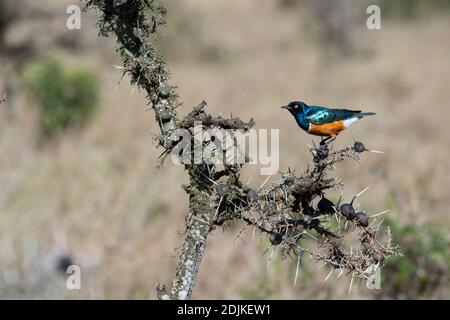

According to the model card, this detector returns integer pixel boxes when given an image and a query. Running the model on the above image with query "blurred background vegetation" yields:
[0,0,449,299]
[21,59,99,138]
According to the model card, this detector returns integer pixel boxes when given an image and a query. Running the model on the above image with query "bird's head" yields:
[281,101,307,115]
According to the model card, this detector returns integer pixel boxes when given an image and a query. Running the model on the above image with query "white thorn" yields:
[312,214,327,220]
[368,149,384,154]
[376,218,384,230]
[368,217,378,228]
[356,186,370,198]
[267,247,275,270]
[202,173,218,185]
[325,269,334,282]
[348,273,355,295]
[294,255,301,287]
[214,197,223,220]
[303,231,319,241]
[370,209,390,218]
[259,175,272,190]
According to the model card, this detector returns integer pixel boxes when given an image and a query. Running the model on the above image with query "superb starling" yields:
[281,101,375,144]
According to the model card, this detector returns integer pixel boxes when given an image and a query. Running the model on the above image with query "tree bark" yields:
[156,166,217,300]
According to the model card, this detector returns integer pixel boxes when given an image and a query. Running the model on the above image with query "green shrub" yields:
[22,59,100,137]
[378,219,450,299]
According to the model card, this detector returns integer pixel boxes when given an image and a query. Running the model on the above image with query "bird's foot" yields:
[320,136,336,146]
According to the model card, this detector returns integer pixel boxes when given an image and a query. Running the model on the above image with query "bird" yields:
[281,101,375,144]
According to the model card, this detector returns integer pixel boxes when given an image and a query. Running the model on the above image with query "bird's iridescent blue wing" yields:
[305,106,361,125]
[305,108,336,124]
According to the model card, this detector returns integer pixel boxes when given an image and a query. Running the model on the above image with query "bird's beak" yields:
[281,105,289,109]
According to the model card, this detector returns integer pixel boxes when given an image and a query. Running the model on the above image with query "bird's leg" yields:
[320,136,334,146]
[326,136,336,145]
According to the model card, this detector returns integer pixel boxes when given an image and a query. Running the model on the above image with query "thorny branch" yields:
[86,0,399,300]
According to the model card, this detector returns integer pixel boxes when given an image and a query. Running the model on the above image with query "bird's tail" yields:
[356,112,376,118]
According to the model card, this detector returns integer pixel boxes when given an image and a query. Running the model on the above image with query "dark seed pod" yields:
[317,146,329,159]
[269,233,282,246]
[354,141,366,153]
[247,189,258,203]
[159,108,172,120]
[216,184,228,197]
[294,247,303,256]
[356,212,369,227]
[159,84,172,98]
[308,218,320,228]
[317,197,335,214]
[340,203,356,219]
[373,253,385,263]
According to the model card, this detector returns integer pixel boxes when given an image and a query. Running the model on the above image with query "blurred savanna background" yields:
[0,0,449,299]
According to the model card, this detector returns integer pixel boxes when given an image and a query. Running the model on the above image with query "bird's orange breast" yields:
[308,120,346,137]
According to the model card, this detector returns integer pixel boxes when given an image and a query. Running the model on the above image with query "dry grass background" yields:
[0,0,449,299]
